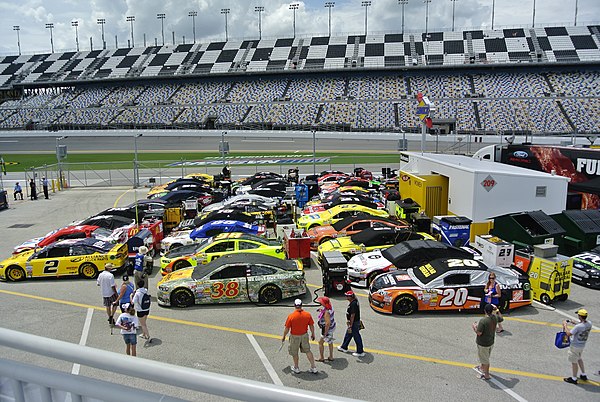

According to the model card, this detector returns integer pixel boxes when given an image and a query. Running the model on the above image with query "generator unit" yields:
[321,251,350,296]
[432,216,472,247]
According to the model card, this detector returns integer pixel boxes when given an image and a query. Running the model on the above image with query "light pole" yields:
[398,0,408,35]
[325,2,335,37]
[72,21,80,51]
[221,9,230,41]
[97,18,106,49]
[289,3,299,38]
[362,1,371,37]
[127,16,135,47]
[134,134,142,188]
[188,11,197,43]
[574,0,579,26]
[157,13,166,45]
[221,131,227,166]
[46,23,55,53]
[491,0,495,29]
[424,0,431,36]
[56,136,67,189]
[312,128,317,176]
[450,0,457,32]
[13,26,21,55]
[255,6,264,40]
[532,0,536,28]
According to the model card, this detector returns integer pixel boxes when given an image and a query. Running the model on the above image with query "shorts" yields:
[320,327,335,344]
[477,344,493,365]
[288,333,311,356]
[137,310,149,318]
[123,333,137,345]
[568,346,584,363]
[103,293,118,307]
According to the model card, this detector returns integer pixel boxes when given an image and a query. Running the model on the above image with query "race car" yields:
[148,183,213,199]
[160,230,196,254]
[347,239,475,287]
[234,172,283,188]
[571,246,600,288]
[307,213,410,250]
[190,220,266,240]
[296,203,389,230]
[201,194,279,213]
[148,175,213,196]
[0,238,129,281]
[317,227,435,262]
[157,253,305,307]
[157,189,223,208]
[12,225,116,254]
[160,233,285,275]
[172,209,255,232]
[76,214,135,231]
[302,195,385,215]
[368,257,532,315]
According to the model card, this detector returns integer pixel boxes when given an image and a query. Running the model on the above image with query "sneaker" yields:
[579,375,588,381]
[352,352,366,357]
[563,377,578,384]
[290,366,301,374]
[308,367,318,374]
[337,346,348,353]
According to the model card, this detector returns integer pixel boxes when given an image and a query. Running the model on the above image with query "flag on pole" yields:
[0,156,6,175]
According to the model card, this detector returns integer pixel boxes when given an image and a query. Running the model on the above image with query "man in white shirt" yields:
[97,263,118,325]
[563,308,593,384]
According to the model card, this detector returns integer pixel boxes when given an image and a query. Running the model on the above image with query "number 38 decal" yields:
[439,288,468,307]
[211,281,240,299]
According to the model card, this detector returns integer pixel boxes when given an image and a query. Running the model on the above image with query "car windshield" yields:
[167,240,209,257]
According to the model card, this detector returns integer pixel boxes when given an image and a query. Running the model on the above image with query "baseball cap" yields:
[576,308,588,317]
[344,290,355,297]
[105,263,116,269]
[484,304,494,314]
[294,299,302,306]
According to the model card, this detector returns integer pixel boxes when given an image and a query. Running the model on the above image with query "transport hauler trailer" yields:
[398,153,570,239]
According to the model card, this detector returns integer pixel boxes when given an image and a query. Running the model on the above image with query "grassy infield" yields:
[4,152,399,172]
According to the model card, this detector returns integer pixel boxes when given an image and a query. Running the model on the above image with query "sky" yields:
[1,0,598,55]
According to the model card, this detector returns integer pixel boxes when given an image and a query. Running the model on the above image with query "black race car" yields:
[237,172,283,187]
[78,214,135,230]
[174,209,255,232]
[572,246,600,289]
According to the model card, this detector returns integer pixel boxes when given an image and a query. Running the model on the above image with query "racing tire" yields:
[366,271,381,287]
[556,294,568,302]
[540,293,552,305]
[392,294,418,315]
[499,298,510,313]
[172,259,191,272]
[258,284,282,304]
[319,237,332,245]
[307,224,319,230]
[79,263,98,279]
[170,288,195,308]
[6,265,26,282]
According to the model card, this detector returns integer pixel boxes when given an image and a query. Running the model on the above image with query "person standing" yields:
[13,182,23,200]
[484,273,504,333]
[113,274,135,313]
[337,290,365,357]
[29,179,37,200]
[41,177,49,199]
[115,303,139,356]
[132,280,151,341]
[563,309,592,384]
[133,246,149,289]
[316,296,336,362]
[97,263,118,325]
[472,303,503,380]
[281,299,318,374]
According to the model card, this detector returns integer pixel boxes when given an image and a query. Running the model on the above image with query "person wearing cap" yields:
[315,296,336,362]
[113,274,135,313]
[97,263,118,325]
[282,299,318,374]
[472,303,503,380]
[133,246,150,290]
[41,176,49,199]
[115,303,139,356]
[338,290,365,358]
[563,308,592,384]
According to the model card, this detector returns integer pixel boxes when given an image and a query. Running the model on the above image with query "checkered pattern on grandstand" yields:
[1,25,599,87]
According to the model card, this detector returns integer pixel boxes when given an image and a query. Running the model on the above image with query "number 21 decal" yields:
[439,288,468,307]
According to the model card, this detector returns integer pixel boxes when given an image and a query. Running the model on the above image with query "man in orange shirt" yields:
[282,299,318,374]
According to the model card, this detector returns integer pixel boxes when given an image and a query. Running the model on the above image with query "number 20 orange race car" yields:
[368,258,532,315]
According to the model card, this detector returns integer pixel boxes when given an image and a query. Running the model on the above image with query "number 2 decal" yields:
[211,281,240,299]
[43,260,59,274]
[439,288,468,307]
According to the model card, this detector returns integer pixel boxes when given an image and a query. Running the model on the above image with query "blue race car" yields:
[189,220,266,240]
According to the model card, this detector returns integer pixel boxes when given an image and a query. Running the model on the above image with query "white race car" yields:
[201,194,279,213]
[160,230,197,254]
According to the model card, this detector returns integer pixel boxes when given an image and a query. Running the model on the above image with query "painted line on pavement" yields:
[246,334,283,386]
[490,377,528,402]
[72,308,94,375]
[113,188,133,207]
[1,288,598,386]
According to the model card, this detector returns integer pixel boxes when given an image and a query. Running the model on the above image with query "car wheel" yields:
[367,271,380,287]
[307,224,319,230]
[499,298,510,312]
[6,265,26,282]
[170,288,195,308]
[393,294,418,315]
[173,259,191,271]
[258,284,282,304]
[556,294,568,302]
[319,237,332,245]
[540,293,552,305]
[79,263,98,279]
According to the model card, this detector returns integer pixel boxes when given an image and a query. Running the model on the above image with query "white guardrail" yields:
[0,327,362,402]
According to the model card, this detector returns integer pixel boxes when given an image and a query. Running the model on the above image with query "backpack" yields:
[141,292,151,310]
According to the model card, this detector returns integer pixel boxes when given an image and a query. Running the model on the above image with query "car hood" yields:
[370,270,416,292]
[158,268,194,284]
[307,226,336,238]
[1,249,34,265]
[347,250,391,271]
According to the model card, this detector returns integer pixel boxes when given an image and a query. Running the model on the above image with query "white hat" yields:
[138,246,149,254]
[105,263,116,269]
[294,299,302,306]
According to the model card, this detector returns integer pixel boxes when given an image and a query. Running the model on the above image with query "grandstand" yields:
[0,25,599,135]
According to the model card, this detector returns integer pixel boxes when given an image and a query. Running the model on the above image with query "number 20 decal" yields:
[211,281,240,299]
[439,288,468,307]
[43,260,59,274]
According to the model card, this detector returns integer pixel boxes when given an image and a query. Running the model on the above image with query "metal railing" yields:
[0,327,360,402]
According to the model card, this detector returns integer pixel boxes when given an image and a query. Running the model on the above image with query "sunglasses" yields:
[489,276,496,279]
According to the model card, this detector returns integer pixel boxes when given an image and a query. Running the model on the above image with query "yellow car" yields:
[160,232,285,275]
[147,173,215,197]
[297,204,389,230]
[0,238,128,281]
[317,227,435,262]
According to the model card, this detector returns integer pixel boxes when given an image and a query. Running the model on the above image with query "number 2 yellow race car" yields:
[0,238,128,281]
